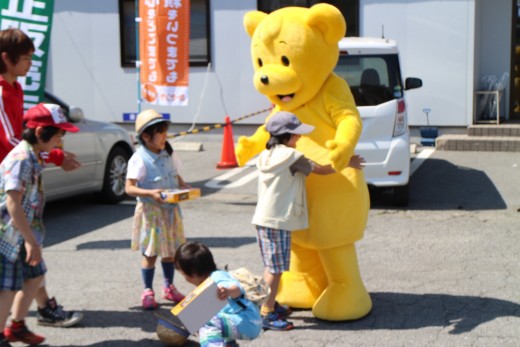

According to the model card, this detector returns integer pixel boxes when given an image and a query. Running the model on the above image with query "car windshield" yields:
[334,54,404,106]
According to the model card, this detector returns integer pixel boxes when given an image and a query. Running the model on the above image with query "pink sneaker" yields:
[141,289,158,310]
[163,284,185,303]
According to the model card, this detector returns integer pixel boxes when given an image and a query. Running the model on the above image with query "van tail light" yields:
[397,99,406,113]
[393,99,407,137]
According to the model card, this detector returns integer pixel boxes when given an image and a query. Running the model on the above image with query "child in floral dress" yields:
[125,109,189,309]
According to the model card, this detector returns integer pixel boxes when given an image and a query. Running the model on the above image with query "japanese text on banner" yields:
[0,0,54,109]
[139,0,190,106]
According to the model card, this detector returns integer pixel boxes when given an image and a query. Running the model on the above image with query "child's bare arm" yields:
[348,154,366,170]
[312,154,365,175]
[125,178,163,203]
[312,163,336,175]
[6,191,42,265]
[217,285,242,300]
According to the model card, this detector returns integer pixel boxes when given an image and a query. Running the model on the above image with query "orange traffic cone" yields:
[217,116,238,169]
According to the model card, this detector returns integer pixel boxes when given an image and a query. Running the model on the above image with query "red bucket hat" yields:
[24,103,79,133]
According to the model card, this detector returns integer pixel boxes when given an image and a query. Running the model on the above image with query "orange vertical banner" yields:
[139,0,190,106]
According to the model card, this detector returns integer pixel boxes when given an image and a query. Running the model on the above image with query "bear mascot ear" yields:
[305,3,346,45]
[244,11,268,37]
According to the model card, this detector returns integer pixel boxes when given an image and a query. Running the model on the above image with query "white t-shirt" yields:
[126,151,183,182]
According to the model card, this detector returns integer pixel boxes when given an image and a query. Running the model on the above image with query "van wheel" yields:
[393,184,409,207]
[99,146,129,204]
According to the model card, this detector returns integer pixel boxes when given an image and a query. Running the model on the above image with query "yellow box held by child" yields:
[161,188,201,203]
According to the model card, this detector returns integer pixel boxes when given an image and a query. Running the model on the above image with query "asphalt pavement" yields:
[30,133,520,347]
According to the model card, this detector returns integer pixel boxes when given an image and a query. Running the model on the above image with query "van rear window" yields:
[335,54,403,106]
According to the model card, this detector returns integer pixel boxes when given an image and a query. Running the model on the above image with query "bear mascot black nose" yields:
[260,75,269,85]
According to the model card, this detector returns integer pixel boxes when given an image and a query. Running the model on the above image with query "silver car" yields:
[42,92,134,203]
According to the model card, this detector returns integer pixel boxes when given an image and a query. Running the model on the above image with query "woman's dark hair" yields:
[266,132,292,149]
[22,126,61,144]
[138,121,173,155]
[0,28,35,73]
[174,241,217,277]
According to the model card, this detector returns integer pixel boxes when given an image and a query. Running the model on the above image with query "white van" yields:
[335,37,422,206]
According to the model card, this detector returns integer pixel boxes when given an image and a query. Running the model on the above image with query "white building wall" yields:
[45,0,511,127]
[362,0,475,127]
[207,1,270,125]
[47,0,268,125]
[48,1,129,123]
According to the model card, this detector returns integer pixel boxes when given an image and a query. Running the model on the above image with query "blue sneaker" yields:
[274,302,292,319]
[262,312,294,331]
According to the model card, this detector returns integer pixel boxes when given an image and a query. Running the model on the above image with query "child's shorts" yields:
[0,246,47,291]
[255,226,291,274]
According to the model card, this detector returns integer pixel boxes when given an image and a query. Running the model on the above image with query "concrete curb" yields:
[171,142,204,152]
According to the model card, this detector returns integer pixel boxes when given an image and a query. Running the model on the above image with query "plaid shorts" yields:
[0,245,47,291]
[255,226,291,274]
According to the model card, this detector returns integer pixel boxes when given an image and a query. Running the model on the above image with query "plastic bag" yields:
[228,267,270,306]
[477,72,509,120]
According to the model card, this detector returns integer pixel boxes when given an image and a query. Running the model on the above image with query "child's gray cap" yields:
[265,111,315,136]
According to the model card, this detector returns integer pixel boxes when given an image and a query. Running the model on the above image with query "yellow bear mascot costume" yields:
[236,4,372,321]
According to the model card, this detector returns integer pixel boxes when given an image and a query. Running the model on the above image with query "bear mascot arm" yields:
[323,75,362,171]
[235,124,270,167]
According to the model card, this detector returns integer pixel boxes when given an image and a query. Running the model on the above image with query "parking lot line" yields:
[205,148,434,190]
[410,147,435,175]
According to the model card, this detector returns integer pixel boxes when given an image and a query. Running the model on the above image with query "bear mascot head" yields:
[236,3,372,321]
[244,5,344,112]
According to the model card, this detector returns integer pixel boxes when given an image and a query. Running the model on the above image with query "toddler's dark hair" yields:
[139,121,173,155]
[174,241,217,278]
[22,126,61,144]
[0,28,35,73]
[266,132,292,149]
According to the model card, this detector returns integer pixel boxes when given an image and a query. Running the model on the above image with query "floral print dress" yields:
[128,146,186,257]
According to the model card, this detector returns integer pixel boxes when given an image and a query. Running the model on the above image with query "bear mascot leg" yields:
[277,243,328,308]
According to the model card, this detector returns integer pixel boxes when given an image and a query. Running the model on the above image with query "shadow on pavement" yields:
[190,236,257,248]
[74,236,256,251]
[370,158,507,211]
[44,194,135,247]
[76,239,130,250]
[67,339,159,347]
[300,292,520,334]
[54,306,200,347]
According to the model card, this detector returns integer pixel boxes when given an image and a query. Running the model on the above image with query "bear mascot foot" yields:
[312,281,372,321]
[277,269,327,309]
[311,244,372,321]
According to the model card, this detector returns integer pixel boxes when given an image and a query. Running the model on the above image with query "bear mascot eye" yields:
[281,56,290,66]
[257,58,263,67]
